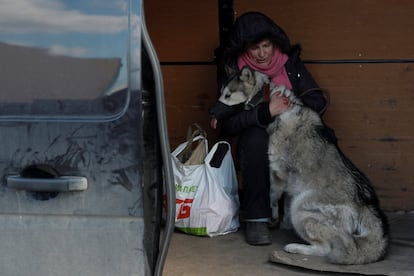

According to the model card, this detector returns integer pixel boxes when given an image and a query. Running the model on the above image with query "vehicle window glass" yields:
[0,1,133,118]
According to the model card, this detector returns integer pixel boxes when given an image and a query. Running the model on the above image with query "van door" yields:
[0,1,169,275]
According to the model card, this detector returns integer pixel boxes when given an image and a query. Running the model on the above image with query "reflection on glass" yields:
[0,0,139,118]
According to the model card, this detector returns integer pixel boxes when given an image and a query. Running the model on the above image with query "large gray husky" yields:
[212,66,389,264]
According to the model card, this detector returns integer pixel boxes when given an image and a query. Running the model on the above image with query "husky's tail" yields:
[327,211,389,265]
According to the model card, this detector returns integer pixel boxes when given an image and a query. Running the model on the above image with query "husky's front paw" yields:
[271,85,301,105]
[270,84,287,97]
[284,243,305,254]
[282,89,299,105]
[284,243,329,256]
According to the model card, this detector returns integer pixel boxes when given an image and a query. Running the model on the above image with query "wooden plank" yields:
[162,65,219,148]
[308,63,414,137]
[144,1,219,62]
[235,0,414,60]
[307,63,414,210]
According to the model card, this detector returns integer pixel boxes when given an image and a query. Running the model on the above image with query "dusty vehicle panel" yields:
[0,1,165,275]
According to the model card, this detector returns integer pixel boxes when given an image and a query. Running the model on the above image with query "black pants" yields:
[237,126,272,220]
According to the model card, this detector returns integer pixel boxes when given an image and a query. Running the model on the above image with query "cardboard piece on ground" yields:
[269,212,414,276]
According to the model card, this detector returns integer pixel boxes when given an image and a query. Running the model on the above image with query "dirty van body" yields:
[0,1,174,275]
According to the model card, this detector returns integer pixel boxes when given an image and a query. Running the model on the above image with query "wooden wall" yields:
[145,1,219,144]
[145,1,414,211]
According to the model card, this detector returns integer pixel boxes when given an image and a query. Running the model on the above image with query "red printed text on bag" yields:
[176,198,194,219]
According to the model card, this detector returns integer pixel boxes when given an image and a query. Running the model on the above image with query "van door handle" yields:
[6,175,88,192]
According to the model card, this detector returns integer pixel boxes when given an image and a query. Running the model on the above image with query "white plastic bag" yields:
[171,138,240,237]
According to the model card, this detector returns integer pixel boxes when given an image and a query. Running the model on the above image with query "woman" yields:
[210,12,328,245]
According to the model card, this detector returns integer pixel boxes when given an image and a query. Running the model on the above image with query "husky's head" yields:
[208,66,271,120]
[218,66,270,106]
[209,65,305,121]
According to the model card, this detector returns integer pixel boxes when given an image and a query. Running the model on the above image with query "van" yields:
[0,1,174,275]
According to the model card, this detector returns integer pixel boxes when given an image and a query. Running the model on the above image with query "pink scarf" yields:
[237,48,292,89]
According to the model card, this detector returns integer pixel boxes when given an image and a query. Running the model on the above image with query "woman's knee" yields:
[238,127,269,168]
[239,127,268,152]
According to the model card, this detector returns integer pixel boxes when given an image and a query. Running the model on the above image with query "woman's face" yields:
[247,39,275,65]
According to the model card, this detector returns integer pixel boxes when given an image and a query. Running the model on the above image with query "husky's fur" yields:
[213,66,389,264]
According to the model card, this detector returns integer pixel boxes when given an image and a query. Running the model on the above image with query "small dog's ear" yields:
[239,66,256,85]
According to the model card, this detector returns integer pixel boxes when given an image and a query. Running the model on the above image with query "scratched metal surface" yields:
[0,90,143,217]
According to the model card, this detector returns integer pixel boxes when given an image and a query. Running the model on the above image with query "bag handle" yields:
[176,123,207,163]
[206,141,230,168]
[185,123,206,142]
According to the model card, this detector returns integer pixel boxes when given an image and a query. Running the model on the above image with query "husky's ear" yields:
[224,65,237,77]
[239,66,256,85]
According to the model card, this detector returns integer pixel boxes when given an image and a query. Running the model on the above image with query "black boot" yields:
[245,222,272,245]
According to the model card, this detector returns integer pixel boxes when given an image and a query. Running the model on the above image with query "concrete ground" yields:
[163,212,414,276]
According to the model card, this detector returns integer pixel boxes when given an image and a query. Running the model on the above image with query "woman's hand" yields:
[269,93,289,116]
[210,118,218,129]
